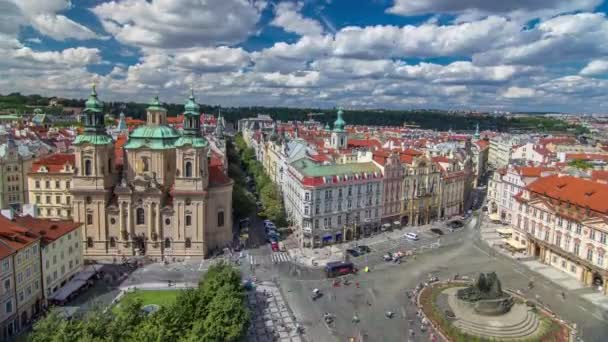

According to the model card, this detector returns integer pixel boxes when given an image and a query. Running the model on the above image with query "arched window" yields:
[185,238,192,248]
[217,210,225,227]
[185,215,192,226]
[87,237,94,248]
[185,161,192,178]
[84,159,92,176]
[109,237,116,248]
[164,238,171,249]
[136,208,145,225]
[142,157,149,172]
[86,214,93,225]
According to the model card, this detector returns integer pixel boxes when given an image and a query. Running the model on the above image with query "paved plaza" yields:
[246,283,302,342]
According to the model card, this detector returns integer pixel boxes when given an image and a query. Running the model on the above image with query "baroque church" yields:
[71,86,233,262]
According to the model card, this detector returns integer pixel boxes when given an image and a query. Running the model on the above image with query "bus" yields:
[325,261,354,278]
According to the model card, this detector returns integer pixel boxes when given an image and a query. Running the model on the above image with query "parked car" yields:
[357,245,371,253]
[346,249,361,257]
[270,241,279,252]
[430,228,444,235]
[383,253,393,261]
[405,232,419,241]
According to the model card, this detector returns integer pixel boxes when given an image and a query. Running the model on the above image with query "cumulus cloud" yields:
[580,59,608,76]
[502,86,540,98]
[92,0,266,49]
[271,2,324,36]
[9,0,98,40]
[388,0,601,21]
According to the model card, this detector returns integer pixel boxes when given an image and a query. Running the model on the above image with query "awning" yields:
[48,279,87,302]
[393,221,400,226]
[488,213,501,221]
[74,265,101,281]
[496,228,512,235]
[382,223,391,228]
[505,238,526,250]
[322,234,333,241]
[335,233,342,238]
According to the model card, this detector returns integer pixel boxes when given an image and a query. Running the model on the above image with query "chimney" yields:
[0,209,14,220]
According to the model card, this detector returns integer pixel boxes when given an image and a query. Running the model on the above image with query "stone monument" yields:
[457,272,513,315]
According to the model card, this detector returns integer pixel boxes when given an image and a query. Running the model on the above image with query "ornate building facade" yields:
[71,87,233,262]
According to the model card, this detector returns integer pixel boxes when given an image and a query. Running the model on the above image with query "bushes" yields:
[29,263,250,342]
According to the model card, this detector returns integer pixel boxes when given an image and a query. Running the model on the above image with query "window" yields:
[35,180,40,189]
[19,291,23,302]
[46,196,51,204]
[84,159,92,176]
[217,211,224,227]
[66,181,70,189]
[587,249,594,262]
[55,180,60,188]
[186,215,192,226]
[185,238,192,248]
[590,229,596,241]
[87,214,93,225]
[181,160,194,179]
[573,243,580,256]
[575,224,582,235]
[36,195,40,204]
[2,259,8,272]
[109,237,116,248]
[4,279,10,291]
[305,192,310,201]
[597,253,604,266]
[136,208,145,225]
[5,300,12,314]
[45,180,50,189]
[164,238,171,249]
[142,157,150,172]
[87,237,94,248]
[56,196,61,204]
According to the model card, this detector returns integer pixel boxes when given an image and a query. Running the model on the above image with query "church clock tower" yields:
[71,85,117,258]
[171,89,209,256]
[331,107,347,150]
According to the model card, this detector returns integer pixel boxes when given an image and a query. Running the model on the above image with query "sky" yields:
[1,0,608,113]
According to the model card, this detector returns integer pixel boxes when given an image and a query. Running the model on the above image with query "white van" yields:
[405,232,419,241]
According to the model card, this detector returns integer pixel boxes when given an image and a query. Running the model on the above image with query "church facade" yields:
[71,87,233,262]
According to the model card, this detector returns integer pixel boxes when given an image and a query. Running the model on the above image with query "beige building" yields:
[71,87,233,262]
[0,243,17,340]
[0,139,33,211]
[0,216,43,333]
[515,175,608,294]
[27,153,75,219]
[400,155,441,226]
[15,217,83,298]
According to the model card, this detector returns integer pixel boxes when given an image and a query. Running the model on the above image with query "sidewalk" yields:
[479,216,608,312]
[287,220,465,267]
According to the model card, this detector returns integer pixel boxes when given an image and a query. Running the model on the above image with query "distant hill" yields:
[0,93,586,134]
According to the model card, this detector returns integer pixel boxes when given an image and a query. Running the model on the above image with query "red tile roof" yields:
[0,216,40,251]
[31,153,75,173]
[13,216,81,244]
[208,165,232,186]
[347,139,382,149]
[516,166,556,178]
[0,241,15,259]
[114,134,127,166]
[167,115,184,124]
[527,175,608,214]
[539,137,576,146]
[592,170,608,183]
[474,140,490,149]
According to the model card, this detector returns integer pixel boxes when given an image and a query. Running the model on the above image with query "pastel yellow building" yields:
[27,154,75,219]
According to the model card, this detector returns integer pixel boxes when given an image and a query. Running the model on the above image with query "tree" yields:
[568,159,593,170]
[201,284,250,342]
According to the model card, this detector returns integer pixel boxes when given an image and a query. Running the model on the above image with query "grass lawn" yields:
[113,290,181,313]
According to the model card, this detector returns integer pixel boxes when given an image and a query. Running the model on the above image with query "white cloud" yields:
[92,0,266,49]
[473,13,608,66]
[271,2,324,36]
[502,86,540,98]
[388,0,601,21]
[9,0,98,40]
[580,59,608,76]
[332,16,522,59]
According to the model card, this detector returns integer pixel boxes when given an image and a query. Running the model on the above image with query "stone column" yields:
[156,202,162,239]
[147,202,153,239]
[119,202,124,240]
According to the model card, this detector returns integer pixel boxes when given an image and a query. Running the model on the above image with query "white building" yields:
[284,158,383,248]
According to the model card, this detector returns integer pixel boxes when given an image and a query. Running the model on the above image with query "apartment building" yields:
[0,139,33,211]
[400,155,441,226]
[13,217,82,298]
[284,158,383,248]
[0,216,43,333]
[372,152,403,224]
[27,153,75,219]
[488,137,518,169]
[488,166,556,224]
[515,175,608,294]
[0,243,17,340]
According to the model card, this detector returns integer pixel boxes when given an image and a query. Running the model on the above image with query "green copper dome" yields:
[324,122,330,131]
[147,95,167,112]
[184,89,200,115]
[84,84,103,113]
[124,125,180,150]
[333,107,345,132]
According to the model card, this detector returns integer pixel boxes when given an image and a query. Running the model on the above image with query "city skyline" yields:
[1,0,608,113]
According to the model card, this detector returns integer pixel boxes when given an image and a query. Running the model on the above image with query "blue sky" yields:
[1,0,608,113]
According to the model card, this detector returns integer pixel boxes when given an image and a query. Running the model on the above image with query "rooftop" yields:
[527,175,608,214]
[291,158,380,178]
[14,216,81,244]
[31,153,75,173]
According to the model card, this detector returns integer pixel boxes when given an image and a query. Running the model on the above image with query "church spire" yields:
[333,106,345,132]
